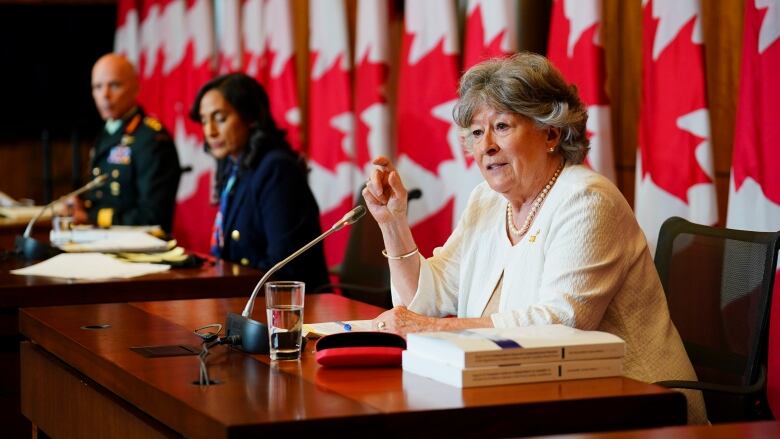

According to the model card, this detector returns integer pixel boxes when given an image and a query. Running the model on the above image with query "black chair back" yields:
[654,216,780,422]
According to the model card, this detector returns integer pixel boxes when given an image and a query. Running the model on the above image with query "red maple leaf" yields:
[547,0,609,106]
[463,5,510,70]
[639,11,712,203]
[396,33,459,175]
[732,4,780,205]
[252,45,302,151]
[308,52,352,170]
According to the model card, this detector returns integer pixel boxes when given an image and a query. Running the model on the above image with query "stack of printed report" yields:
[402,324,625,388]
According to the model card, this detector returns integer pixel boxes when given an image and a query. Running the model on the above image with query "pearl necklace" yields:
[506,161,564,237]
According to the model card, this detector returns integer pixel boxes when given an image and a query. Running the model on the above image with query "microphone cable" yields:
[193,323,242,387]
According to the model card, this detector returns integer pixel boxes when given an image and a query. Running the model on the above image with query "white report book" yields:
[402,350,623,388]
[405,324,625,368]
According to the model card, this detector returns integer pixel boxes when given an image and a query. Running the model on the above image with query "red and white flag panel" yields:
[215,0,243,74]
[137,0,166,114]
[115,0,140,66]
[130,0,217,253]
[242,0,302,150]
[463,0,517,69]
[727,0,780,416]
[308,0,358,267]
[170,0,218,254]
[354,0,391,176]
[635,0,717,252]
[547,0,615,182]
[397,0,480,257]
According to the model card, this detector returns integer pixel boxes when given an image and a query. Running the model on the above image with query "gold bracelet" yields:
[381,247,419,260]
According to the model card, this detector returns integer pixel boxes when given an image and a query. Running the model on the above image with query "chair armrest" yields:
[655,366,766,395]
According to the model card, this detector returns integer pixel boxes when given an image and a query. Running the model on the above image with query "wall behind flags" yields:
[0,0,744,237]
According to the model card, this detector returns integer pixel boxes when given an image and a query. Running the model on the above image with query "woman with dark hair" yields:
[190,73,328,291]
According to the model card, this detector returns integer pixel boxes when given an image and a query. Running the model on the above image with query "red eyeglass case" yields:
[315,332,406,367]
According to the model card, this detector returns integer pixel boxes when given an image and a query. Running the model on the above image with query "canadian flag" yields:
[215,0,243,74]
[397,0,478,257]
[727,0,780,416]
[463,0,517,69]
[242,0,302,150]
[137,0,167,114]
[170,0,218,253]
[547,0,615,182]
[354,0,392,176]
[126,1,217,252]
[115,0,140,66]
[308,0,358,267]
[635,0,717,252]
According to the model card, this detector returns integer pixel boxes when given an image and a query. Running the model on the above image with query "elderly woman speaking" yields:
[364,53,706,423]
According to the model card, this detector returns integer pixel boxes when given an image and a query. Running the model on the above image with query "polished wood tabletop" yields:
[533,420,780,438]
[20,295,688,438]
[0,257,260,309]
[1,257,260,438]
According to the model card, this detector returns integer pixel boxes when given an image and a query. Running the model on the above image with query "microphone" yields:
[225,204,366,354]
[15,175,109,259]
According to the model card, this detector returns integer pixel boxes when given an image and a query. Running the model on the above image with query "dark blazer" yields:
[219,147,329,292]
[84,106,181,232]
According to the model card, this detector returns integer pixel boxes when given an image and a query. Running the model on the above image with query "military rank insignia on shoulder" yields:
[143,116,163,132]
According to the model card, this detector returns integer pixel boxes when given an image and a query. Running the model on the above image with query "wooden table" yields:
[1,258,260,437]
[20,295,688,438]
[532,420,780,438]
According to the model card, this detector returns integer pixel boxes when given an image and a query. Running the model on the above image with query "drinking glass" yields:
[265,281,305,360]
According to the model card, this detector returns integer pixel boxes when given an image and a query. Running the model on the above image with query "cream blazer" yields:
[393,164,707,423]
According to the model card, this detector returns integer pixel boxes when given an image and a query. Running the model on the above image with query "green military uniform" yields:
[82,106,181,232]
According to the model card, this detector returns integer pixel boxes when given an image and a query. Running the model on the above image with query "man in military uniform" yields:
[68,53,181,232]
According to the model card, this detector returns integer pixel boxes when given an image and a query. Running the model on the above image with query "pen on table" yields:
[335,321,352,331]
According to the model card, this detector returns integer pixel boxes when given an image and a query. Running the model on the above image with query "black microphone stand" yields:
[15,175,108,260]
[225,205,366,354]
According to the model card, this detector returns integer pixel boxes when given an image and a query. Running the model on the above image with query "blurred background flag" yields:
[547,0,615,182]
[727,0,780,416]
[170,0,218,254]
[396,0,470,258]
[242,0,302,151]
[635,0,717,252]
[308,0,358,267]
[463,0,517,68]
[354,0,392,179]
[215,0,242,74]
[115,0,140,66]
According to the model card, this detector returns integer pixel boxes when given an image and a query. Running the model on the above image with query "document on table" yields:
[0,205,50,221]
[51,230,169,253]
[10,253,170,280]
[303,320,374,337]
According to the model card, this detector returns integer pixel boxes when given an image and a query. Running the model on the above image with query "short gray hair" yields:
[453,52,590,164]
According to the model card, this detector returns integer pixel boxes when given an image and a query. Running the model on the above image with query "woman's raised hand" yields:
[362,156,408,225]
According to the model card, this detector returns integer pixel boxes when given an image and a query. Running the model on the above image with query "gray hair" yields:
[453,52,590,164]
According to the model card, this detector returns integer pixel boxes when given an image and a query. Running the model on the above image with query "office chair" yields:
[314,187,422,309]
[653,216,780,423]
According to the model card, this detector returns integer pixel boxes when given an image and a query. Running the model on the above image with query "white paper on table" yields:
[303,320,374,337]
[52,231,169,253]
[0,205,50,221]
[10,253,170,280]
